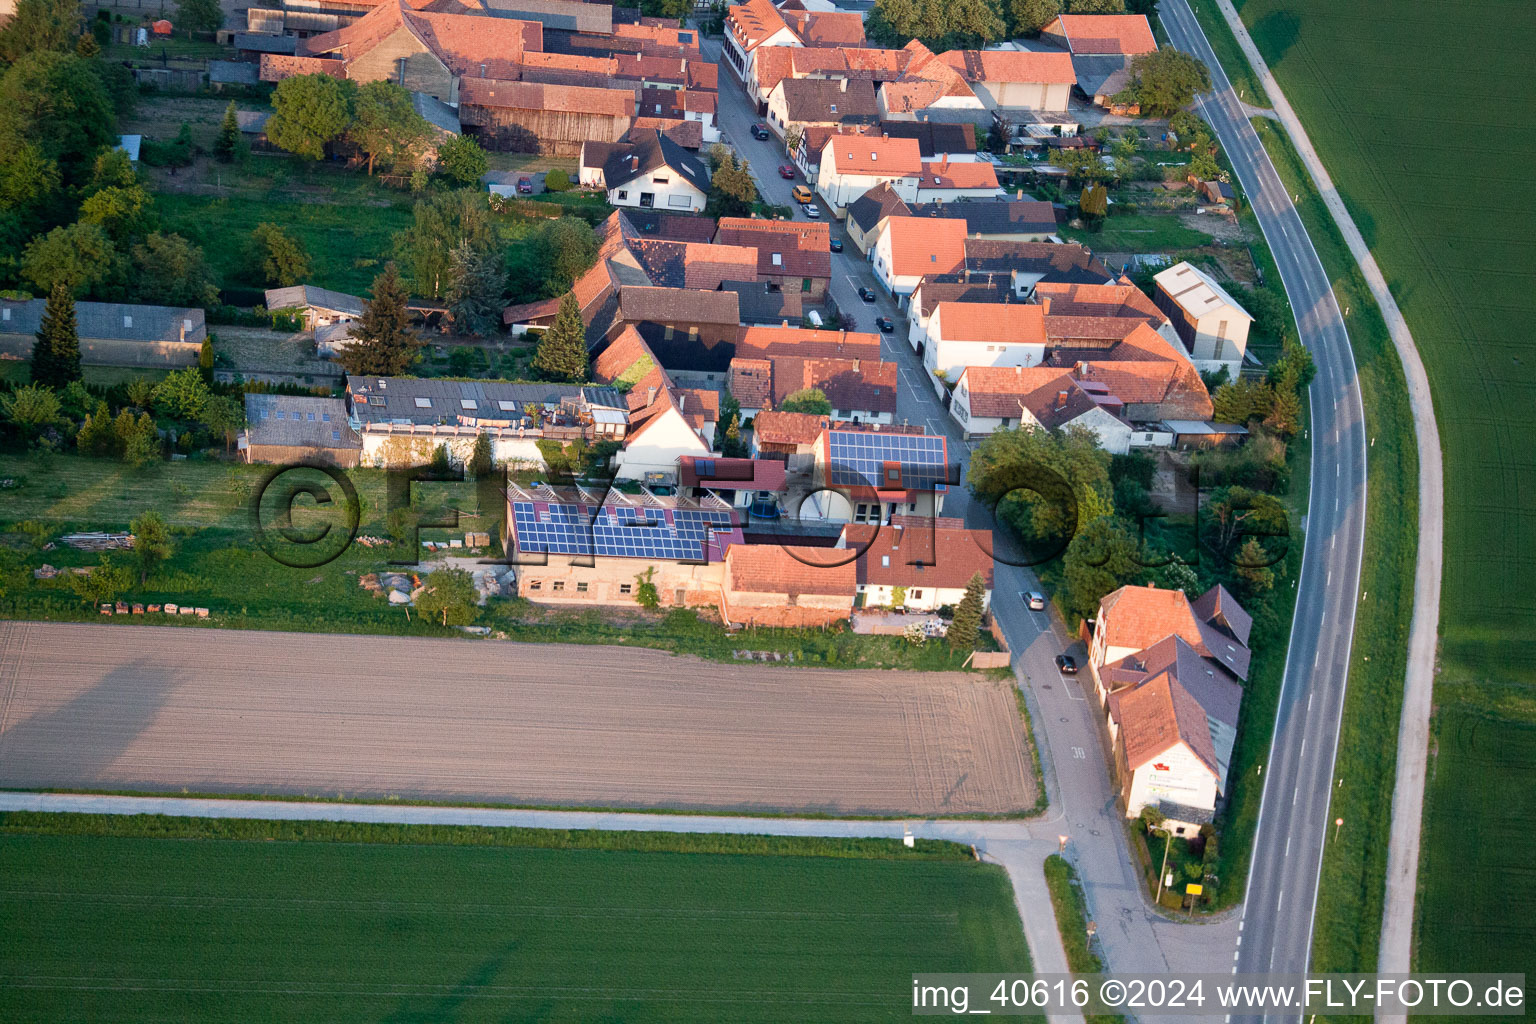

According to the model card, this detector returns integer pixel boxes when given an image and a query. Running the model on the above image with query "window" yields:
[910,589,923,600]
[307,411,316,421]
[331,430,341,441]
[771,252,782,266]
[1,309,8,321]
[552,581,565,592]
[276,410,286,420]
[886,467,900,482]
[652,176,669,184]
[664,324,675,340]
[123,315,133,328]
[667,194,693,208]
[802,278,811,293]
[576,582,589,593]
[881,555,889,567]
[498,400,517,412]
[619,583,632,595]
[618,190,629,200]
[528,580,542,590]
[461,399,477,410]
[260,409,269,419]
[414,397,432,409]
[829,103,837,114]
[322,413,330,422]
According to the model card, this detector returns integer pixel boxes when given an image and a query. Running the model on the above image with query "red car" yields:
[778,164,796,179]
[516,176,533,194]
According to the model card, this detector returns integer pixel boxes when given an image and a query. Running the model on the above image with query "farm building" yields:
[241,394,362,467]
[459,79,635,156]
[0,299,205,368]
[264,285,365,329]
[1152,261,1254,381]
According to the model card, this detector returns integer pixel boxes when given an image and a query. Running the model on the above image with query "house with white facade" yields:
[949,365,1132,451]
[938,49,1076,112]
[840,515,993,612]
[870,216,967,306]
[1087,583,1251,835]
[582,130,711,214]
[912,158,1004,204]
[722,0,800,91]
[922,301,1047,379]
[815,134,922,216]
[1152,261,1253,381]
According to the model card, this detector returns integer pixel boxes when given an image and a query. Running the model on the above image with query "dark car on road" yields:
[516,176,533,194]
[778,164,795,179]
[829,238,843,253]
[1055,654,1078,674]
[751,123,771,140]
[875,316,894,333]
[858,286,877,303]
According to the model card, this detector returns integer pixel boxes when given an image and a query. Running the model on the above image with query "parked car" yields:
[1055,654,1078,674]
[1025,591,1045,610]
[792,184,814,204]
[875,316,894,333]
[778,164,795,179]
[858,286,877,303]
[516,176,533,194]
[829,238,843,253]
[751,123,771,140]
[803,204,820,219]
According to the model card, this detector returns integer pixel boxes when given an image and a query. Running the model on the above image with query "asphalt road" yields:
[1162,0,1369,1011]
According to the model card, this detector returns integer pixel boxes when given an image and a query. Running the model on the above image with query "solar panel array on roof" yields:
[826,431,949,491]
[512,501,740,560]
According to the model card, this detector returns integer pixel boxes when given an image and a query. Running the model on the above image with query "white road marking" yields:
[1285,836,1291,857]
[1072,747,1085,759]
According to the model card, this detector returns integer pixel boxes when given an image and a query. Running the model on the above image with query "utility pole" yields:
[1154,825,1173,904]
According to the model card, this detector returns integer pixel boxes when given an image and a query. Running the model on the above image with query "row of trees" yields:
[866,0,1157,51]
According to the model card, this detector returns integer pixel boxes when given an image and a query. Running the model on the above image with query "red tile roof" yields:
[1097,583,1250,679]
[736,325,882,361]
[752,410,828,446]
[933,301,1045,344]
[629,117,704,150]
[823,135,922,176]
[1051,13,1157,54]
[727,0,790,51]
[715,217,832,280]
[843,516,994,590]
[729,357,774,409]
[613,22,701,52]
[258,54,346,82]
[939,48,1077,85]
[884,217,968,279]
[519,51,617,76]
[770,356,897,415]
[1035,280,1168,326]
[726,542,856,597]
[960,365,1092,425]
[784,9,866,46]
[918,159,1000,190]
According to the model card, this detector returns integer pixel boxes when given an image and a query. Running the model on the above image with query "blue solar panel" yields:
[825,432,948,492]
[513,501,737,560]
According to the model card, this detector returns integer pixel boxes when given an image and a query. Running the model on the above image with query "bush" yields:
[542,169,571,192]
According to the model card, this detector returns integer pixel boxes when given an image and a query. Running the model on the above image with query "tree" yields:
[392,188,501,297]
[1079,182,1108,219]
[1188,147,1221,182]
[435,134,487,186]
[1212,378,1273,425]
[532,293,588,383]
[152,366,211,420]
[79,181,154,241]
[113,409,159,466]
[707,153,758,218]
[947,572,987,651]
[267,73,354,161]
[130,232,219,307]
[866,0,1004,49]
[128,510,173,584]
[634,567,660,610]
[77,400,118,455]
[1120,49,1212,116]
[1067,0,1123,10]
[968,424,1113,547]
[337,263,420,376]
[1168,110,1206,142]
[0,0,82,64]
[1049,145,1104,183]
[175,0,222,36]
[779,388,831,415]
[214,101,241,163]
[30,281,81,389]
[535,216,597,296]
[246,222,311,287]
[784,124,803,154]
[69,555,132,606]
[1060,516,1140,622]
[348,80,431,175]
[468,431,494,478]
[1007,0,1059,34]
[199,394,243,453]
[21,221,117,296]
[542,168,571,192]
[0,383,63,436]
[446,240,506,337]
[1264,381,1301,436]
[0,51,116,186]
[415,568,480,626]
[1233,536,1275,597]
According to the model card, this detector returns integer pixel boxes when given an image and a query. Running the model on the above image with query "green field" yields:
[0,814,1033,1022]
[1234,0,1536,983]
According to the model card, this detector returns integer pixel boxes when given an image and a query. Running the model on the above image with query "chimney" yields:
[179,323,186,343]
[1041,297,1050,315]
[678,391,687,412]
[853,358,860,371]
[1055,389,1069,410]
[647,385,658,405]
[1016,188,1023,199]
[839,77,847,92]
[1076,360,1089,376]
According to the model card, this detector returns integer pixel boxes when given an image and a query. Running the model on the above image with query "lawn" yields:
[0,814,1034,1023]
[1234,0,1534,986]
[1042,856,1122,1024]
[1058,212,1214,251]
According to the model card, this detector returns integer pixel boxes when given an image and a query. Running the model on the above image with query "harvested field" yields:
[0,623,1037,816]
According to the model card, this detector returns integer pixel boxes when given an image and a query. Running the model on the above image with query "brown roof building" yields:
[714,218,832,299]
[722,543,856,628]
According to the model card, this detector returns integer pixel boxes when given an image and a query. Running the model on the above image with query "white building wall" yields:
[608,176,707,214]
[1124,740,1220,823]
[857,582,987,613]
[613,408,710,480]
[913,184,1005,204]
[923,334,1046,379]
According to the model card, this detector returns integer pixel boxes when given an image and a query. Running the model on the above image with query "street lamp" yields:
[1152,823,1174,904]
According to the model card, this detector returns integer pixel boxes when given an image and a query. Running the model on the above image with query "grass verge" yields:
[1248,116,1417,986]
[1179,1,1272,108]
[1043,855,1124,1024]
[0,813,1032,1023]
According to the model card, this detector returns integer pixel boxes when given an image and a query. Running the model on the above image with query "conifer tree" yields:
[30,281,81,389]
[214,100,240,163]
[947,572,987,651]
[532,293,588,383]
[338,263,420,376]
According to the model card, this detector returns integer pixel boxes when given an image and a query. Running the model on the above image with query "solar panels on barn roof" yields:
[511,501,741,562]
[825,430,949,492]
